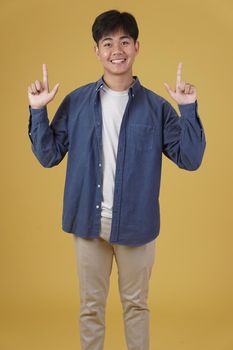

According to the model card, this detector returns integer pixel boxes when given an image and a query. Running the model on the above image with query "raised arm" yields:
[27,64,69,168]
[162,63,206,170]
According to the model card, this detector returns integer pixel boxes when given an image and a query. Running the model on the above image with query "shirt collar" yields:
[95,75,141,98]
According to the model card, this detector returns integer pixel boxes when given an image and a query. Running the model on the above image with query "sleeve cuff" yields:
[29,104,47,112]
[178,100,198,118]
[29,105,49,123]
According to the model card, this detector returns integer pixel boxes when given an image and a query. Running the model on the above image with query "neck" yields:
[103,71,135,91]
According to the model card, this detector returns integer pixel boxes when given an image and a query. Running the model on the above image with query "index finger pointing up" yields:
[43,63,49,91]
[176,62,182,89]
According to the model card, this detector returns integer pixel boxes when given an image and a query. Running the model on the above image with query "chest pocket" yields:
[129,123,156,151]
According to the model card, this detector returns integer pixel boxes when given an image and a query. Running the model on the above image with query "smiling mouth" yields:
[110,59,127,64]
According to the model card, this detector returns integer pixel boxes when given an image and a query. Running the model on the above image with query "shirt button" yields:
[98,184,101,188]
[99,163,102,167]
[96,205,99,209]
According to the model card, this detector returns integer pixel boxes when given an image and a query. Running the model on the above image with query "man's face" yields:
[94,28,139,77]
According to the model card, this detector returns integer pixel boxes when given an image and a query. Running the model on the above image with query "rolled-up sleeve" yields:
[28,96,69,168]
[162,99,206,171]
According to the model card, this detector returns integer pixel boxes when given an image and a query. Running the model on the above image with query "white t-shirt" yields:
[99,81,131,219]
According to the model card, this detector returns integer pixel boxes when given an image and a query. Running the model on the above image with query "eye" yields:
[122,41,130,45]
[104,42,111,47]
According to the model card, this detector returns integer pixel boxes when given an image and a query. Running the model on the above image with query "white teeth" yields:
[111,59,126,63]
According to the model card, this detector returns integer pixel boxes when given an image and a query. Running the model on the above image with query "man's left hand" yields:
[163,62,197,105]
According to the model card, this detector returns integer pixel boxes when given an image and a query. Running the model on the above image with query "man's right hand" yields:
[27,63,60,109]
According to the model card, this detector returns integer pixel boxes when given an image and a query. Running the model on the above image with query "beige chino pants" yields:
[73,215,156,350]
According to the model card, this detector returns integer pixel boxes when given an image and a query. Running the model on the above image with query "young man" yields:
[27,9,206,350]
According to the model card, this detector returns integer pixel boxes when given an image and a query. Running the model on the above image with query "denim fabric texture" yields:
[28,75,206,246]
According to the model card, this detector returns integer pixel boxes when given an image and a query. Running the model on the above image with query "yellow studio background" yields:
[1,0,232,349]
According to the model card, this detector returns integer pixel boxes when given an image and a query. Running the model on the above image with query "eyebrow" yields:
[101,35,130,43]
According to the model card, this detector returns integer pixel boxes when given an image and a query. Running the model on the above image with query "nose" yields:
[112,42,124,55]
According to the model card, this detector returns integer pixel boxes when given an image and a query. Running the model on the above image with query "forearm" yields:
[162,100,206,171]
[28,103,68,167]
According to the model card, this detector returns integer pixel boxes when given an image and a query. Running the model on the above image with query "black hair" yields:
[92,9,139,46]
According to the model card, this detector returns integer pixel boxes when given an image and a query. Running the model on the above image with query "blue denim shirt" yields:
[28,75,206,246]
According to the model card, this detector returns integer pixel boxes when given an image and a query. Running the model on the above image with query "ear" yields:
[94,44,100,59]
[135,40,140,55]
